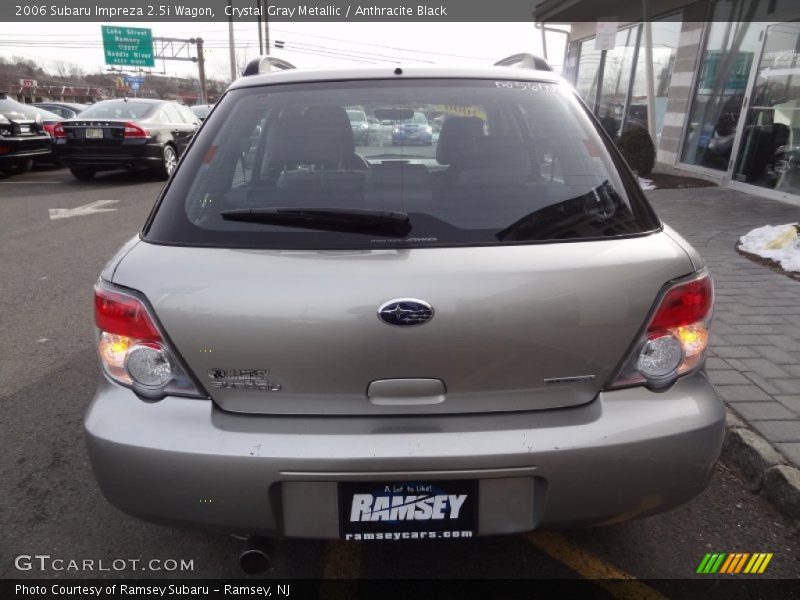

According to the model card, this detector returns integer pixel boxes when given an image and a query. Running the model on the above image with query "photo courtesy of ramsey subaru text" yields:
[85,55,724,556]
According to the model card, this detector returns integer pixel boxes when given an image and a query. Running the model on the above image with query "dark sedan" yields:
[53,98,200,180]
[0,94,52,173]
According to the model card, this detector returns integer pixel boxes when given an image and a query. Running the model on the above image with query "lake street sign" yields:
[102,26,154,68]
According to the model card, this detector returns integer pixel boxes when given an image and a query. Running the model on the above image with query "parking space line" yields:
[526,532,667,600]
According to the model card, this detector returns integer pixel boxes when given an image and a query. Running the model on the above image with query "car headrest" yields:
[435,116,485,165]
[267,106,355,167]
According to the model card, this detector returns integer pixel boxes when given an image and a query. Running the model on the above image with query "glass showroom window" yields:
[680,2,761,170]
[627,19,682,145]
[594,26,641,137]
[575,38,602,111]
[732,22,800,196]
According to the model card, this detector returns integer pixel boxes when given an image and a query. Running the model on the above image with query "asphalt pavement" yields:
[1,166,798,589]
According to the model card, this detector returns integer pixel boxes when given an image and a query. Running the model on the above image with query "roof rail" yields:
[242,56,297,77]
[494,53,552,72]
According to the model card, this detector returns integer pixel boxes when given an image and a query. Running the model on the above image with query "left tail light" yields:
[52,123,66,138]
[606,271,714,391]
[94,280,205,400]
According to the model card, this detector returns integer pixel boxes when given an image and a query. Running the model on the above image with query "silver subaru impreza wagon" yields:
[86,57,725,551]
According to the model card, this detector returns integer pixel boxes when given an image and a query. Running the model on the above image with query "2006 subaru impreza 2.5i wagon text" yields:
[85,56,725,552]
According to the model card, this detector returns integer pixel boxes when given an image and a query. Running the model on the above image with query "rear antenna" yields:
[394,67,403,76]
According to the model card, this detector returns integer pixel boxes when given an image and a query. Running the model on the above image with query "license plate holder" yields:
[85,128,103,139]
[338,479,477,541]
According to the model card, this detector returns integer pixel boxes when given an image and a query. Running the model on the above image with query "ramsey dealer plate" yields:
[85,128,103,139]
[338,480,477,541]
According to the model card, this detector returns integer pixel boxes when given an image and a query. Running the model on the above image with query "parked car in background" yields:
[86,61,724,555]
[0,93,52,173]
[33,101,87,120]
[28,105,64,165]
[28,106,63,137]
[191,103,214,122]
[54,98,201,180]
[391,111,433,145]
[346,108,370,145]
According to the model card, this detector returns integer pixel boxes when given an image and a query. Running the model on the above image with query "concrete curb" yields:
[722,410,800,520]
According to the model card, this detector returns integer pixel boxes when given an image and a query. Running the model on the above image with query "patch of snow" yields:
[638,177,656,190]
[738,223,800,273]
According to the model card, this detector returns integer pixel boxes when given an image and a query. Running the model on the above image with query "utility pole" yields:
[152,36,207,103]
[228,0,236,81]
[196,37,207,104]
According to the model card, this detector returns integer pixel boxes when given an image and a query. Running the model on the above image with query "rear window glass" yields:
[145,79,659,249]
[79,101,155,120]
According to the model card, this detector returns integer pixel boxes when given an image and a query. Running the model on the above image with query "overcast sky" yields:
[0,21,568,83]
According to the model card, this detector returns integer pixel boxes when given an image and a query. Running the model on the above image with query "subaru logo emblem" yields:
[378,299,434,327]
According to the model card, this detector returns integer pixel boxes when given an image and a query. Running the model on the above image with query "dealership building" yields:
[535,0,800,205]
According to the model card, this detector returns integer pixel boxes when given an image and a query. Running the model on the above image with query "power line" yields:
[266,26,495,61]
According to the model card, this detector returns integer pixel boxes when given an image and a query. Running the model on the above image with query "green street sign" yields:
[102,26,154,68]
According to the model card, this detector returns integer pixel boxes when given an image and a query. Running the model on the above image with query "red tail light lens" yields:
[52,123,66,139]
[647,277,713,332]
[608,272,714,391]
[123,122,149,139]
[95,287,161,340]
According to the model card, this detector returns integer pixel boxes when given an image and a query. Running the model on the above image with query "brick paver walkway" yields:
[648,187,800,468]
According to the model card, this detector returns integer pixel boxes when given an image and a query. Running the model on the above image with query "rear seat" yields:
[433,116,544,227]
[263,107,366,207]
[365,163,432,211]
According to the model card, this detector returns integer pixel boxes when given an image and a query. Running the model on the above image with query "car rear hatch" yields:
[111,232,694,416]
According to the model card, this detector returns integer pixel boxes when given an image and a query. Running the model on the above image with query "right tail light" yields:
[607,271,713,391]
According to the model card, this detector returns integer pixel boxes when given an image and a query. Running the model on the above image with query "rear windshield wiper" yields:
[219,207,412,237]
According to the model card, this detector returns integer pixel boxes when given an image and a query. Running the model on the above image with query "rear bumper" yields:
[55,140,162,169]
[0,136,51,161]
[85,373,725,537]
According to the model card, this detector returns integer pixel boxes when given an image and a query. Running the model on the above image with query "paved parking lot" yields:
[0,167,798,587]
